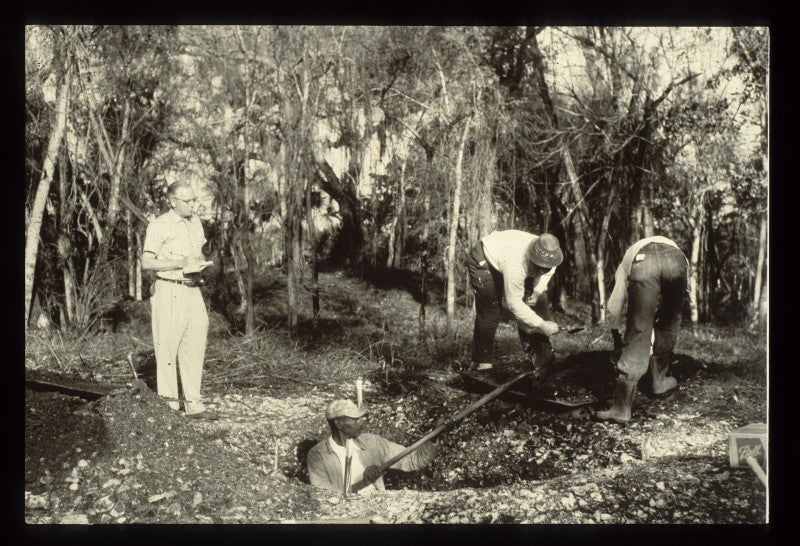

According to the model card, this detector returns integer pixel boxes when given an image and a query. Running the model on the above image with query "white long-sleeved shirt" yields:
[480,230,556,331]
[606,236,686,330]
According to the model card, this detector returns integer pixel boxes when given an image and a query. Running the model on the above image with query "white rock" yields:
[59,513,89,524]
[560,494,576,509]
[25,494,49,510]
[148,491,176,503]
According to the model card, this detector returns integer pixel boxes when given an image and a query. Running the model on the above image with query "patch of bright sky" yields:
[540,27,763,159]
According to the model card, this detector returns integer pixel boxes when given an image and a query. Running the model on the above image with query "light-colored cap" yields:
[527,233,564,269]
[325,399,367,420]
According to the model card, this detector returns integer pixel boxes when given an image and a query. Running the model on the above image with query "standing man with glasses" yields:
[141,181,218,420]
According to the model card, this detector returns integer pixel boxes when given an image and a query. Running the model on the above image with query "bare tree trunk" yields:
[25,62,71,327]
[236,29,256,336]
[232,237,248,316]
[642,203,655,238]
[561,148,591,298]
[510,153,516,229]
[446,114,472,338]
[242,236,255,334]
[306,180,320,331]
[688,209,704,325]
[107,100,130,243]
[758,276,768,328]
[78,186,105,245]
[596,186,616,324]
[418,158,433,347]
[126,209,136,298]
[387,159,408,269]
[286,212,302,336]
[58,148,75,325]
[752,214,767,321]
[134,230,143,301]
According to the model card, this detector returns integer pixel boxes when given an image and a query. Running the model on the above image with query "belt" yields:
[470,241,489,269]
[157,277,199,288]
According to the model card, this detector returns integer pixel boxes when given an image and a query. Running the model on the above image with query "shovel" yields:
[351,370,533,493]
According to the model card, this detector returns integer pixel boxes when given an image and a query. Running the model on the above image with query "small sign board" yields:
[729,422,767,468]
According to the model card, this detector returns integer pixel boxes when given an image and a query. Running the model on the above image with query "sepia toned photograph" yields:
[24,25,768,524]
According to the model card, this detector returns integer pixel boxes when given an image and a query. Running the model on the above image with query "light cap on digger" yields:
[326,399,367,420]
[527,233,564,269]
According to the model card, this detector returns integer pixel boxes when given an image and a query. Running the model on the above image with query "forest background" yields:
[24,25,768,340]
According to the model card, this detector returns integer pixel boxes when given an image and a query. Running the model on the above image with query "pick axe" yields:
[728,423,767,488]
[351,370,533,493]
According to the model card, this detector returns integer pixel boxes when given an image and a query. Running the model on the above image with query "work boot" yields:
[525,338,555,381]
[594,378,637,424]
[650,354,678,395]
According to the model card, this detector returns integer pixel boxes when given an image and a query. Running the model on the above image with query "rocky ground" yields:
[24,271,768,525]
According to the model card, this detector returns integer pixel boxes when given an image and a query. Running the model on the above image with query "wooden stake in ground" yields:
[356,377,363,408]
[273,439,279,474]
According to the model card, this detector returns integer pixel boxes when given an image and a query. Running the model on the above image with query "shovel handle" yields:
[745,456,767,488]
[351,370,533,493]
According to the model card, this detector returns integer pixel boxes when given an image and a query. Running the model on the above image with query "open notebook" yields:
[182,260,213,274]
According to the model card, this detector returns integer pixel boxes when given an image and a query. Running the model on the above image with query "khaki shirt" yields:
[142,209,206,281]
[480,230,556,330]
[307,432,436,494]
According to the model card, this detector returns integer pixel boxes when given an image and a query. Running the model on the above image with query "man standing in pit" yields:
[307,399,437,495]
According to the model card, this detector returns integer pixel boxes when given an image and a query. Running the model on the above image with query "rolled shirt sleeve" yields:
[532,267,555,296]
[142,220,163,257]
[376,435,437,472]
[504,267,546,331]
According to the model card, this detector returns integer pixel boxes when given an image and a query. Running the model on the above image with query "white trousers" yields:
[150,280,209,414]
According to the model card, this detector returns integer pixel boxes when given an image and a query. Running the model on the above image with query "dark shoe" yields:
[186,410,219,421]
[650,354,678,395]
[594,379,637,424]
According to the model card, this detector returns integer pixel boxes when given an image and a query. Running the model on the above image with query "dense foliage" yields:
[24,26,768,333]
